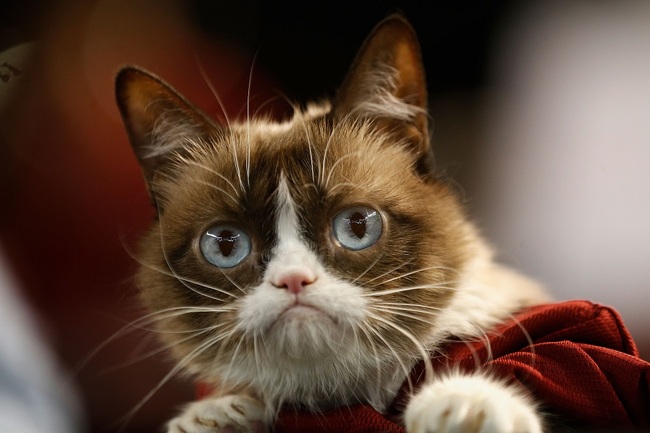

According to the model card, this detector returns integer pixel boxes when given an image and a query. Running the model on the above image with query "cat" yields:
[116,14,549,433]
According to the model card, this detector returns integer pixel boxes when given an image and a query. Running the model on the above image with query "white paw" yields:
[404,373,543,433]
[166,395,267,433]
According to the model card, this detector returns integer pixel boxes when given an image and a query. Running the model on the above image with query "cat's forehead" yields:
[161,114,424,231]
[225,113,416,180]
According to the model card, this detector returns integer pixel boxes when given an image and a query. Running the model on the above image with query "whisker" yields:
[221,330,248,384]
[370,265,458,288]
[300,182,320,193]
[283,98,319,184]
[100,324,225,374]
[369,305,434,325]
[245,49,260,187]
[324,181,357,196]
[125,244,238,301]
[115,330,231,431]
[362,260,414,286]
[154,203,247,297]
[70,305,232,379]
[319,112,350,187]
[194,51,233,130]
[192,179,241,206]
[354,325,384,394]
[359,320,415,393]
[502,311,536,381]
[226,130,246,193]
[177,158,240,197]
[324,150,362,189]
[351,254,384,285]
[362,283,452,298]
[372,301,443,313]
[252,95,282,118]
[366,311,433,384]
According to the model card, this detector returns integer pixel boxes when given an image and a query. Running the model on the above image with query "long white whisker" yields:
[178,158,240,197]
[70,305,231,379]
[324,151,362,189]
[134,250,237,301]
[155,200,248,297]
[194,51,233,130]
[502,311,536,381]
[362,283,451,298]
[371,265,457,288]
[221,330,248,384]
[114,326,233,431]
[355,324,385,394]
[245,49,260,187]
[351,254,384,285]
[324,181,357,196]
[320,113,349,187]
[153,199,243,302]
[359,320,414,393]
[228,130,246,192]
[101,324,226,373]
[372,301,443,313]
[367,311,433,384]
[369,305,434,325]
[362,260,414,286]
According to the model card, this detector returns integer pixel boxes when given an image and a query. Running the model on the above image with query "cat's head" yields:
[116,15,477,403]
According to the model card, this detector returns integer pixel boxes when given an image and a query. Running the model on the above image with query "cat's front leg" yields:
[167,395,267,433]
[404,372,543,433]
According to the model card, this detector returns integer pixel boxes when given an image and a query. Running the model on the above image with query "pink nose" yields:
[273,271,315,294]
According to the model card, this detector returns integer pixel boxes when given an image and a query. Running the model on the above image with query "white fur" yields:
[146,113,199,159]
[225,184,548,424]
[231,176,389,413]
[432,231,549,344]
[350,65,425,122]
[167,395,265,433]
[404,372,543,433]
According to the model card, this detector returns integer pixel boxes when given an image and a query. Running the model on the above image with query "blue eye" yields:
[200,225,251,268]
[332,206,383,251]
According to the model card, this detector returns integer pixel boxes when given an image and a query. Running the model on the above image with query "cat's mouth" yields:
[276,299,338,325]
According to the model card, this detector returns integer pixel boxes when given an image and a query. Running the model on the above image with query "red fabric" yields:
[201,301,650,432]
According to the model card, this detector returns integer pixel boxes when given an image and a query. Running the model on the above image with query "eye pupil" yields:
[217,230,236,257]
[348,212,367,239]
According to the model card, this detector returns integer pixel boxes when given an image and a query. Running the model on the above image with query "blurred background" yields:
[1,1,648,432]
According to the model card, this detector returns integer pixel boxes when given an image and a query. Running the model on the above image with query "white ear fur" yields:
[145,114,202,160]
[348,62,426,122]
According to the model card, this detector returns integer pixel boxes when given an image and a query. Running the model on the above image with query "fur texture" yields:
[116,15,549,433]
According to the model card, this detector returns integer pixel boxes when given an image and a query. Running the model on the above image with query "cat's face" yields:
[117,16,474,403]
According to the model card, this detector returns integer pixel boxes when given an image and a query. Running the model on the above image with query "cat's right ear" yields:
[332,15,432,176]
[115,67,215,205]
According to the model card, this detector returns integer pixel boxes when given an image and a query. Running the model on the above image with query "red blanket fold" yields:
[273,301,650,432]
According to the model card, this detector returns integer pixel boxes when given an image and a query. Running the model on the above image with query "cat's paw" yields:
[404,373,543,433]
[166,395,267,433]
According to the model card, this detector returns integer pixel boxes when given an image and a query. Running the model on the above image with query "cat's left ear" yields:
[115,67,217,205]
[333,15,431,172]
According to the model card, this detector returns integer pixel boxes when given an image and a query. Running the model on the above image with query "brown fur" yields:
[116,14,547,430]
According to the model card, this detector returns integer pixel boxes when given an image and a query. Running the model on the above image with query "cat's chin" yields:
[276,303,336,326]
[268,309,351,360]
